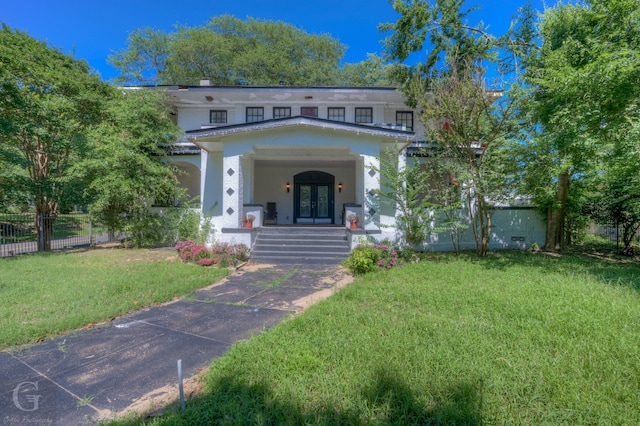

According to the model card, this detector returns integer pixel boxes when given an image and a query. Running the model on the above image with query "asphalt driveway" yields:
[0,263,352,425]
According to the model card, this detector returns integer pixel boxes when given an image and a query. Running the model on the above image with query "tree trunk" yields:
[544,171,569,251]
[477,195,490,256]
[621,223,639,256]
[35,199,58,251]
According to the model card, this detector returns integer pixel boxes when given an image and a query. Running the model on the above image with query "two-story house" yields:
[163,82,544,253]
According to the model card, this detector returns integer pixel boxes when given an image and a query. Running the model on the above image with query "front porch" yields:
[186,116,414,250]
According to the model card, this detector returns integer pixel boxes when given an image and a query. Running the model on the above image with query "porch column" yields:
[222,154,243,228]
[362,154,380,231]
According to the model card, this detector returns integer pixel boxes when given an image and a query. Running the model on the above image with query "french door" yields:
[294,171,335,224]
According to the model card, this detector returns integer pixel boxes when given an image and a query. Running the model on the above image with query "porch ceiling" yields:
[251,144,353,160]
[255,158,355,168]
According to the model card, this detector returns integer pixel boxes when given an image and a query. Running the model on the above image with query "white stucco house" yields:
[162,82,544,254]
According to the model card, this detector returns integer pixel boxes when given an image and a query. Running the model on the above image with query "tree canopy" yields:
[0,26,187,249]
[109,15,397,87]
[519,0,640,251]
[380,0,528,255]
[381,0,640,254]
[0,24,112,242]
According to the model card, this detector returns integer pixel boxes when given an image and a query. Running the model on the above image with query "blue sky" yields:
[3,0,546,82]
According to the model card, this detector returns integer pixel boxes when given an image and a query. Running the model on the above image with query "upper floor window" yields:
[328,107,345,122]
[273,107,291,119]
[246,107,264,123]
[396,111,414,131]
[355,107,373,124]
[210,110,227,124]
[301,107,318,117]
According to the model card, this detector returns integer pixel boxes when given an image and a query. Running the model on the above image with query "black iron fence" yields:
[587,223,640,249]
[0,214,118,257]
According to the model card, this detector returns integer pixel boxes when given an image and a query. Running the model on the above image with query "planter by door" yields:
[350,221,358,230]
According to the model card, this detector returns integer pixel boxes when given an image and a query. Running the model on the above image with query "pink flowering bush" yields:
[209,242,250,267]
[342,242,403,275]
[175,240,249,267]
[175,240,210,263]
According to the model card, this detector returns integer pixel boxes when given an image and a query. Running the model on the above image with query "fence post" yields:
[38,214,44,252]
[89,219,94,246]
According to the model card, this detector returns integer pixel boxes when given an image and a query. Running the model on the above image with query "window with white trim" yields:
[273,107,291,119]
[396,111,414,131]
[328,107,345,121]
[246,107,264,123]
[355,107,373,124]
[210,110,227,124]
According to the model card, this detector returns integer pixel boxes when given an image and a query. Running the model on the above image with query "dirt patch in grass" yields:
[73,246,179,263]
[99,370,205,423]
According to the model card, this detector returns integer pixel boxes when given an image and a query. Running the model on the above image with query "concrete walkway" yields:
[0,263,352,425]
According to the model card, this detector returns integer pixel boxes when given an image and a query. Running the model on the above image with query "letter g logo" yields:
[13,381,41,412]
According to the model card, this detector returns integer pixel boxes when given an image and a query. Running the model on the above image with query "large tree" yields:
[380,0,529,255]
[109,15,348,86]
[521,0,640,251]
[587,117,640,255]
[0,25,112,249]
[75,89,185,247]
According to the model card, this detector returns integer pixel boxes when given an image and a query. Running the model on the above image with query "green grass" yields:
[0,248,229,349]
[113,251,640,425]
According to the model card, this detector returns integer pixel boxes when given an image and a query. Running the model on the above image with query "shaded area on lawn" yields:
[470,249,640,292]
[117,365,484,425]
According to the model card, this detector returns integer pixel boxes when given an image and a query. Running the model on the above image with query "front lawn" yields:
[118,251,640,425]
[0,248,230,350]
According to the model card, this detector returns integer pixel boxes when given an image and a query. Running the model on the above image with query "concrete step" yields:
[250,226,350,265]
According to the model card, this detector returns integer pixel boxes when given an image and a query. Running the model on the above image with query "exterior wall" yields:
[172,159,201,200]
[166,85,545,252]
[415,208,545,251]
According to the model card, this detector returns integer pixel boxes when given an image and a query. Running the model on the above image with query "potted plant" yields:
[243,213,255,228]
[347,213,359,230]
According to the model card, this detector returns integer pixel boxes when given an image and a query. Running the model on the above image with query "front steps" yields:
[250,226,350,264]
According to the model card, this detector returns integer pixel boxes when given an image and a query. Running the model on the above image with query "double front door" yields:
[294,171,334,224]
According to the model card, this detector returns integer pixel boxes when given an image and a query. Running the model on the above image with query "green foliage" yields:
[122,209,173,248]
[109,15,368,86]
[0,25,113,247]
[374,152,434,247]
[338,54,405,86]
[74,89,185,247]
[174,207,205,242]
[175,240,249,268]
[342,242,404,275]
[518,0,640,250]
[380,1,526,256]
[586,117,640,255]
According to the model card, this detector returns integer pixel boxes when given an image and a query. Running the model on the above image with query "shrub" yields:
[342,242,403,275]
[175,240,210,263]
[175,240,249,267]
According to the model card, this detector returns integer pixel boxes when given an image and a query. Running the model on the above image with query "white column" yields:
[222,155,243,228]
[242,156,254,204]
[362,154,380,231]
